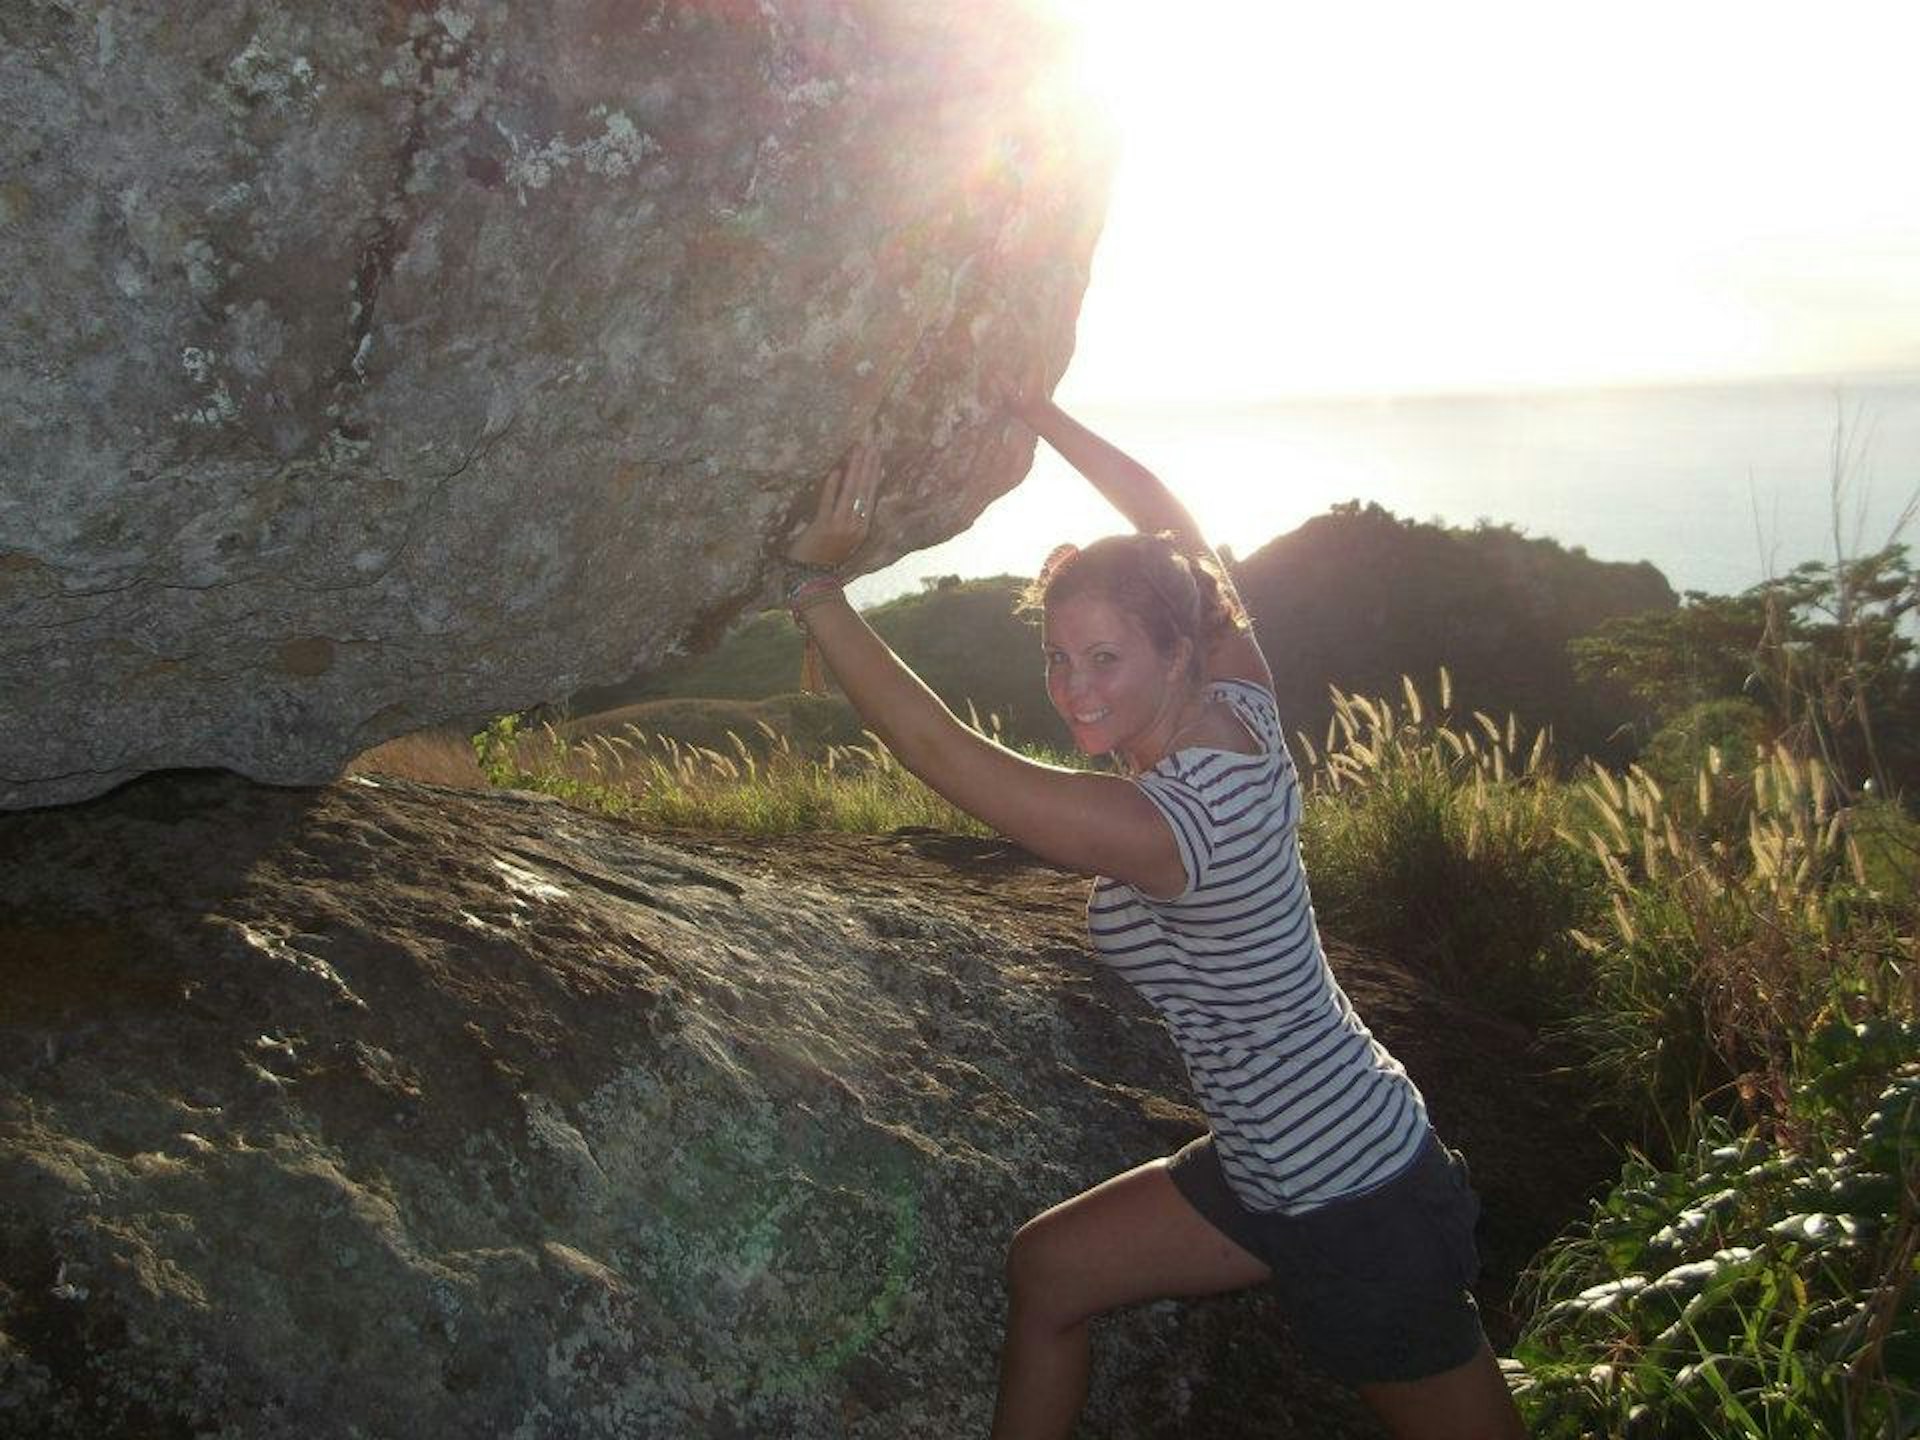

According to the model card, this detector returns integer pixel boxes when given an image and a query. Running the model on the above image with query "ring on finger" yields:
[852,497,868,518]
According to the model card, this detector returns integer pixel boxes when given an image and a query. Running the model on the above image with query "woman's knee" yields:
[1003,1213,1093,1326]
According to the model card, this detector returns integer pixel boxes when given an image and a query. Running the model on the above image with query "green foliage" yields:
[1572,546,1920,797]
[1571,592,1771,718]
[1514,1020,1920,1439]
[473,714,532,788]
[1641,698,1770,791]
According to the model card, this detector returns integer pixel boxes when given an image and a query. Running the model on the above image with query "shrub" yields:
[1514,1019,1920,1439]
[1556,747,1916,1151]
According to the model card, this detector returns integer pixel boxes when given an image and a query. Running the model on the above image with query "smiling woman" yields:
[1044,0,1920,402]
[776,379,1529,1436]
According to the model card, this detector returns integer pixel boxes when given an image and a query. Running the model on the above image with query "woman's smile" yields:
[1042,595,1189,768]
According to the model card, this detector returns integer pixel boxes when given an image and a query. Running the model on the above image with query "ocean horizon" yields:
[851,372,1920,608]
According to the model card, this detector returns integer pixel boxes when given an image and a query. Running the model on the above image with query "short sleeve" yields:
[1209,679,1285,755]
[1129,771,1214,900]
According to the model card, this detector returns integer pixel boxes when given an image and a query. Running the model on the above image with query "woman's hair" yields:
[1020,533,1249,682]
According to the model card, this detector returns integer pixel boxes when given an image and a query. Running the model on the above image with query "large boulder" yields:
[0,1,1109,810]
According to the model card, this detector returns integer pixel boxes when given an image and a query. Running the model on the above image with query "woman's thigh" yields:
[1007,1157,1272,1327]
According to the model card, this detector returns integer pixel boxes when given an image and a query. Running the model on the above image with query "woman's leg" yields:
[989,1156,1271,1440]
[1355,1340,1529,1440]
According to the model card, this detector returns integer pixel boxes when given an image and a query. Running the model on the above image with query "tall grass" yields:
[1558,746,1919,1154]
[1281,672,1915,1434]
[1511,748,1917,1437]
[1296,670,1602,1017]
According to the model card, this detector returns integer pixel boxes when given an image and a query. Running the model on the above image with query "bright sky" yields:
[1046,0,1920,404]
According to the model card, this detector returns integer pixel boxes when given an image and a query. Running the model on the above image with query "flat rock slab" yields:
[0,774,1613,1438]
[1,1,1109,809]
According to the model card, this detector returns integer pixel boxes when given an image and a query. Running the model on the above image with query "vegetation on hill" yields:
[562,573,1068,754]
[1572,543,1920,796]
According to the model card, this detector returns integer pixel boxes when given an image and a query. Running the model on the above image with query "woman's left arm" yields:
[793,593,1186,895]
[783,445,1187,897]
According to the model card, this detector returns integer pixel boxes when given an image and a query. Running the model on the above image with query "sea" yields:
[849,373,1920,608]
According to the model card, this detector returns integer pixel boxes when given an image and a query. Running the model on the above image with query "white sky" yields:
[1046,0,1920,404]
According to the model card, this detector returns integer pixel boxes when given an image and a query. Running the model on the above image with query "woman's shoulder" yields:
[1204,678,1284,752]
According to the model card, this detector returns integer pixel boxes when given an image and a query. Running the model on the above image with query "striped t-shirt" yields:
[1087,678,1431,1215]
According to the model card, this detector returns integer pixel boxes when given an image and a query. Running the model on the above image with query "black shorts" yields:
[1168,1131,1486,1386]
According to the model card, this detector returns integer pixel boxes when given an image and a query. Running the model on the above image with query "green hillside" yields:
[564,575,1069,753]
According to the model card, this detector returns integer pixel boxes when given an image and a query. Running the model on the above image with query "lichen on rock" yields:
[0,1,1111,810]
[0,772,1332,1438]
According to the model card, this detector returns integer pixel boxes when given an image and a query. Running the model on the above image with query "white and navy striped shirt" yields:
[1088,678,1430,1214]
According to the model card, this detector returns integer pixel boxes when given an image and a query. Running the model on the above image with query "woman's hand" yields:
[786,438,881,567]
[988,368,1052,427]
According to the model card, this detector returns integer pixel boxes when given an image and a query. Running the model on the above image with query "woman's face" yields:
[1042,593,1190,766]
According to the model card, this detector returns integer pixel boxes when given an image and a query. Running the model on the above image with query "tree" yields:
[1572,546,1919,796]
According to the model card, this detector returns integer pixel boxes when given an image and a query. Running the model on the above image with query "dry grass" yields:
[1564,741,1919,1145]
[344,727,488,789]
[471,713,1043,835]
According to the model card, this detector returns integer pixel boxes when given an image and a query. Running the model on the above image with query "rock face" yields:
[0,2,1109,810]
[0,774,1612,1438]
[0,774,1339,1438]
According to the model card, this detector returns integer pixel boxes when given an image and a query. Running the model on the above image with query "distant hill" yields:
[1233,502,1674,761]
[564,505,1675,764]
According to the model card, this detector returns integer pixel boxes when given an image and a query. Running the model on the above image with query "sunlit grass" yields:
[470,707,1083,837]
[1295,669,1601,1018]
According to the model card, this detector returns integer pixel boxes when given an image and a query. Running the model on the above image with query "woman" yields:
[781,394,1527,1440]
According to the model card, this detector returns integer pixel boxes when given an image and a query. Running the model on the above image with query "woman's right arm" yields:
[1015,396,1202,543]
[1013,395,1273,691]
